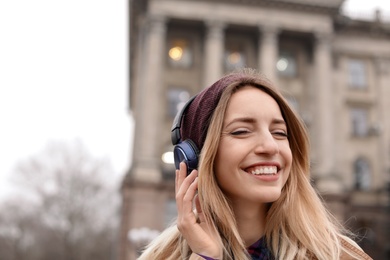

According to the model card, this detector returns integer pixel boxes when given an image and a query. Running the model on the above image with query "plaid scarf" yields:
[247,237,274,260]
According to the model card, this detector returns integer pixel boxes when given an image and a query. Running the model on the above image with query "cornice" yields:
[335,15,390,38]
[178,0,343,14]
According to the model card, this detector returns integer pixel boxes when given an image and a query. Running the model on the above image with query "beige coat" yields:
[340,239,372,260]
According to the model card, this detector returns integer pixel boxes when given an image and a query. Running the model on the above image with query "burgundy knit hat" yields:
[180,71,273,151]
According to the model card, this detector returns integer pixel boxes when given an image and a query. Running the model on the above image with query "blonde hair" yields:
[139,69,368,260]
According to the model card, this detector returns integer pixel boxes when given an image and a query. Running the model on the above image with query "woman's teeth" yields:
[250,166,277,175]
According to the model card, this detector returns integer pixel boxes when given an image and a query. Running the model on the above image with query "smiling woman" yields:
[139,69,372,260]
[215,87,292,205]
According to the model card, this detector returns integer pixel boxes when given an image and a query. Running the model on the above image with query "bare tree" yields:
[0,141,119,260]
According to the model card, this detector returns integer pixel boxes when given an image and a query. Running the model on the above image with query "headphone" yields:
[171,95,199,174]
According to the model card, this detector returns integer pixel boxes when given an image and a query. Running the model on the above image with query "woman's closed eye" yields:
[230,129,251,136]
[272,130,288,139]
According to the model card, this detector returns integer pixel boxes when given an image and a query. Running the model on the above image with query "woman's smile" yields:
[245,164,279,175]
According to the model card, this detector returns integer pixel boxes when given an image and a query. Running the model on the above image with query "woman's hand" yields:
[175,162,222,259]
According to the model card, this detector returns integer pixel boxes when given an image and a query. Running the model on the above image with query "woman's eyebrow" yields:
[225,117,286,128]
[225,117,256,128]
[272,118,287,126]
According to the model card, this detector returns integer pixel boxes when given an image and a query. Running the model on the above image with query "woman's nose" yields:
[254,131,279,155]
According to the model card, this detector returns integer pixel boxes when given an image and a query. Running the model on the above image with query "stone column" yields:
[203,20,225,87]
[313,32,335,190]
[132,15,167,183]
[375,57,390,186]
[258,24,279,84]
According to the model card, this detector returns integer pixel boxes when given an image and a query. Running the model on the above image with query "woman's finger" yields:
[175,162,188,196]
[194,194,205,224]
[176,164,198,218]
[182,176,198,207]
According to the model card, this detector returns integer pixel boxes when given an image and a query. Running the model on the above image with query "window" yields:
[167,89,190,118]
[277,51,297,77]
[348,59,367,89]
[168,39,193,68]
[350,108,368,137]
[225,49,245,71]
[354,157,371,190]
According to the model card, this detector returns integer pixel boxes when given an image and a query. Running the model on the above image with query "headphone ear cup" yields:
[173,139,199,174]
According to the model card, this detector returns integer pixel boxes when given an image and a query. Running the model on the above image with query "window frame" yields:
[350,107,369,137]
[347,58,367,89]
[353,157,371,191]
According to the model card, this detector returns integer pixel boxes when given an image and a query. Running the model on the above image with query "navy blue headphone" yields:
[171,95,199,174]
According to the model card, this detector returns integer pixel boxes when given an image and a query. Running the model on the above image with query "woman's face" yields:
[215,86,292,204]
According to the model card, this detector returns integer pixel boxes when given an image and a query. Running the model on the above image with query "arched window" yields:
[354,157,371,190]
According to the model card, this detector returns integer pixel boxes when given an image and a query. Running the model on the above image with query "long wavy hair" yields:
[139,69,367,260]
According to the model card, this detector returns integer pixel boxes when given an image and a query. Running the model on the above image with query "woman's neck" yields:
[231,200,268,247]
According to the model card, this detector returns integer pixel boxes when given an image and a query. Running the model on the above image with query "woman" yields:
[139,69,372,259]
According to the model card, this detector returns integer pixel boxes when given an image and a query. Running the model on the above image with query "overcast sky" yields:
[0,0,389,199]
[0,0,130,198]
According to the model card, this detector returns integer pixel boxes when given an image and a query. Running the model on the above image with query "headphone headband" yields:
[171,95,197,145]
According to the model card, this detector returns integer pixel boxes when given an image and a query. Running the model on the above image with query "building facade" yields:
[120,0,390,259]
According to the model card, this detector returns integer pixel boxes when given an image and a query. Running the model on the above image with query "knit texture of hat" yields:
[180,71,273,151]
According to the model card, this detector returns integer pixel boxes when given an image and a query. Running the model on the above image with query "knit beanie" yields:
[180,71,272,151]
